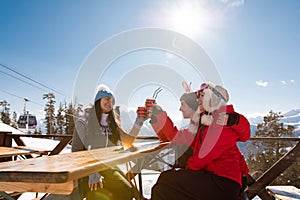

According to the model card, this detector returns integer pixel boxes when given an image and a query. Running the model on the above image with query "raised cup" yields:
[137,106,147,118]
[145,99,156,110]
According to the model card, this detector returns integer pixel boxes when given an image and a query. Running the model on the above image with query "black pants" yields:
[151,169,240,200]
[75,168,137,200]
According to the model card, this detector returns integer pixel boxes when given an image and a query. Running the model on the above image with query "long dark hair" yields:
[87,99,120,145]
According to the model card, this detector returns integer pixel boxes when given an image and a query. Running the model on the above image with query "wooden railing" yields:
[246,137,300,200]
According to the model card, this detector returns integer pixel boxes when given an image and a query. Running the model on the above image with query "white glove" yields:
[88,172,103,191]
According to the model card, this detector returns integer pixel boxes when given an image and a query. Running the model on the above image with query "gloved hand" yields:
[216,112,239,126]
[134,116,147,127]
[135,107,148,127]
[226,112,240,126]
[149,104,163,123]
[88,172,103,191]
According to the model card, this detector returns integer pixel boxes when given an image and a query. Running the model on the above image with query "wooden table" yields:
[0,141,169,195]
[0,146,51,159]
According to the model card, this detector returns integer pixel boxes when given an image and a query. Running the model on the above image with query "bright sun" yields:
[171,7,202,34]
[164,1,213,38]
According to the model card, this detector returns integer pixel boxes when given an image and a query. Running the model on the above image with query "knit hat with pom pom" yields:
[94,84,115,104]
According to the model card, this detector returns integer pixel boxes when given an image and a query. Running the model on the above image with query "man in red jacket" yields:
[149,83,250,200]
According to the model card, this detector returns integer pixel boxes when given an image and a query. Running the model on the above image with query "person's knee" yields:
[156,170,174,184]
[151,183,161,198]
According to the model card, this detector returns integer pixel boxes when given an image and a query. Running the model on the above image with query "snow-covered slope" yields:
[0,122,71,153]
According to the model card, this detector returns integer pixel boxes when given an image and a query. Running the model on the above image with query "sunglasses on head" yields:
[195,83,208,98]
[195,83,226,102]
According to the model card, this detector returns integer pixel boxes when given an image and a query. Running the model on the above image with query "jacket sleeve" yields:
[151,111,195,145]
[72,119,88,152]
[128,117,144,137]
[117,117,144,148]
[240,154,249,176]
[231,113,251,142]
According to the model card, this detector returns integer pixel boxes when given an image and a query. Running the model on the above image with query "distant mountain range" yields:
[248,109,300,136]
[239,109,300,158]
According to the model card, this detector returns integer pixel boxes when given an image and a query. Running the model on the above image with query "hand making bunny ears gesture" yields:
[182,81,192,93]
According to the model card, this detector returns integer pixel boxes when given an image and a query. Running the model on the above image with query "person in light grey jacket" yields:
[72,84,144,200]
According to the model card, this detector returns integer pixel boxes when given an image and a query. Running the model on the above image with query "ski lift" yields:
[17,113,37,132]
[17,98,37,133]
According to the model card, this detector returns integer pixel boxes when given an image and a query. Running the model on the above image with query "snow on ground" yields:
[0,122,72,153]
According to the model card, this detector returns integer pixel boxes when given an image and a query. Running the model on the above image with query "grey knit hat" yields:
[180,92,198,111]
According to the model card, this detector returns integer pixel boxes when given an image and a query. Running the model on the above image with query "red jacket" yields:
[151,105,250,186]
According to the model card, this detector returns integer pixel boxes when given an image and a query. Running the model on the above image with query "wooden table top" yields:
[0,141,169,194]
[0,141,169,183]
[0,146,51,158]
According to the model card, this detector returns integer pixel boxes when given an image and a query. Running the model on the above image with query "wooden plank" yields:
[0,132,13,162]
[0,146,51,158]
[266,185,300,200]
[0,191,22,200]
[6,133,73,139]
[0,180,77,194]
[48,136,72,155]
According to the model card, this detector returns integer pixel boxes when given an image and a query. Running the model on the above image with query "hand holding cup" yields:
[145,99,156,110]
[137,107,147,118]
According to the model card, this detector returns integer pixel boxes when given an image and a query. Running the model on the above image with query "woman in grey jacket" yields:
[72,84,144,200]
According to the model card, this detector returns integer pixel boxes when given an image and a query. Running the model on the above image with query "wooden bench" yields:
[0,191,22,200]
[266,185,300,200]
[4,132,72,156]
[0,146,51,160]
[0,141,170,197]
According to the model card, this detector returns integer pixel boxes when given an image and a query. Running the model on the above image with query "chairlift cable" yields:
[0,63,70,99]
[0,70,48,92]
[0,90,44,107]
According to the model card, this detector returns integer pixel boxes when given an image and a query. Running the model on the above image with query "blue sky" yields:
[0,0,300,123]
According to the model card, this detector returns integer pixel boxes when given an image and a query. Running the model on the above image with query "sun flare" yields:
[164,1,215,38]
[171,7,202,34]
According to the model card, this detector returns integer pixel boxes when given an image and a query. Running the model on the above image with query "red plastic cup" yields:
[137,107,147,118]
[145,99,156,110]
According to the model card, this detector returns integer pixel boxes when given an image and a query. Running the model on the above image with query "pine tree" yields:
[65,102,75,135]
[43,93,56,135]
[64,102,82,135]
[11,111,18,129]
[247,111,299,187]
[56,102,65,135]
[0,100,11,125]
